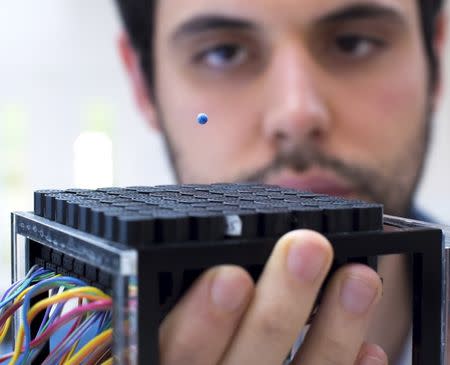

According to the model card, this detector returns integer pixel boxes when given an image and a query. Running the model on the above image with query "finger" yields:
[355,343,388,365]
[221,230,334,365]
[159,266,254,365]
[293,264,383,365]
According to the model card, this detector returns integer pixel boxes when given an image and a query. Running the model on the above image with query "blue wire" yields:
[18,276,87,365]
[30,295,65,361]
[1,267,112,365]
[0,268,53,309]
[36,288,61,334]
[28,291,66,360]
[40,313,102,365]
[97,311,108,333]
[0,270,35,308]
[100,312,112,332]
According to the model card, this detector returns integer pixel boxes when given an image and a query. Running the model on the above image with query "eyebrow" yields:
[317,3,407,25]
[172,15,257,42]
[171,3,406,43]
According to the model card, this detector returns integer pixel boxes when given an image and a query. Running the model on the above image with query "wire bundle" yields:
[0,266,113,365]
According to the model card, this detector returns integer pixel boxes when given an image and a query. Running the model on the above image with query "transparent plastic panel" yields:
[385,215,449,364]
[113,271,138,364]
[11,215,29,284]
[12,211,133,275]
[11,219,29,340]
[10,212,139,364]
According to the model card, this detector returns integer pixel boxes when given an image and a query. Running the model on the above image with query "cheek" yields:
[165,91,258,150]
[373,69,427,160]
[377,71,427,129]
[335,65,427,168]
[157,74,266,180]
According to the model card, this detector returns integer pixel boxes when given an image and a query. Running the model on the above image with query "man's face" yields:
[152,0,431,216]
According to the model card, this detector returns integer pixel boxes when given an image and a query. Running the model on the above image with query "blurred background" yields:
[1,0,449,293]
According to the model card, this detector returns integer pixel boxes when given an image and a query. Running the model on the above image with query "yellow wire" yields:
[11,273,63,307]
[100,359,113,365]
[8,280,61,364]
[2,280,43,354]
[1,281,44,347]
[14,284,35,303]
[5,284,37,363]
[9,280,61,363]
[59,339,80,365]
[60,298,85,364]
[63,329,113,365]
[9,325,24,364]
[0,317,12,343]
[1,281,35,346]
[27,288,108,322]
[11,287,110,364]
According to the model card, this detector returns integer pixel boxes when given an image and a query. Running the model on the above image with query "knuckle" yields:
[256,308,292,339]
[160,334,199,365]
[317,334,350,365]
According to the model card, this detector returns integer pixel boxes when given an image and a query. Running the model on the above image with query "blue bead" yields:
[197,113,208,125]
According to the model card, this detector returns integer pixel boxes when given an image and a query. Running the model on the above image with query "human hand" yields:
[159,230,386,365]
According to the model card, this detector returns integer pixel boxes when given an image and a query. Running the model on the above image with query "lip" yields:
[265,169,353,197]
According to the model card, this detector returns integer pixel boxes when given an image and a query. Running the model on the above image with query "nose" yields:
[262,42,331,150]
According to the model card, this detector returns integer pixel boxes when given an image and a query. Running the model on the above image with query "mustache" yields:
[240,145,385,202]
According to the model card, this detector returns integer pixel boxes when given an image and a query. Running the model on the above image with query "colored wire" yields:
[0,267,54,310]
[83,343,110,365]
[42,313,102,365]
[34,301,112,348]
[36,288,60,334]
[0,267,113,365]
[15,286,109,364]
[0,266,39,305]
[63,328,113,365]
[17,278,91,364]
[34,299,110,364]
[76,326,111,365]
[0,284,68,340]
[58,338,80,365]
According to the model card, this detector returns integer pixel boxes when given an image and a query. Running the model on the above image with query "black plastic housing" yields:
[11,184,445,364]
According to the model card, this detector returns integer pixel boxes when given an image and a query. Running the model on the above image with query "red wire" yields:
[0,299,112,362]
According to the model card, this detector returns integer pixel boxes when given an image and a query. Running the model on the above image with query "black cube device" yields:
[11,184,448,364]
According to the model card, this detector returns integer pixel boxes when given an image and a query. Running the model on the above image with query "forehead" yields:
[156,0,418,30]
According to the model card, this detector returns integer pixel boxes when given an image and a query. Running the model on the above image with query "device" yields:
[10,183,450,364]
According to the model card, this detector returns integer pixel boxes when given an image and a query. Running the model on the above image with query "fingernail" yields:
[211,269,249,312]
[359,355,386,365]
[340,276,378,315]
[287,241,328,282]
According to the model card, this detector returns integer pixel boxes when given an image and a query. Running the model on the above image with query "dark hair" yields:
[115,0,445,92]
[115,0,157,92]
[418,0,445,85]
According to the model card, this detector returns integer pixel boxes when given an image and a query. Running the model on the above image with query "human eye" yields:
[194,43,249,70]
[334,34,386,59]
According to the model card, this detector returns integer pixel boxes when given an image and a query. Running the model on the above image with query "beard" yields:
[239,142,427,216]
[156,103,433,218]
